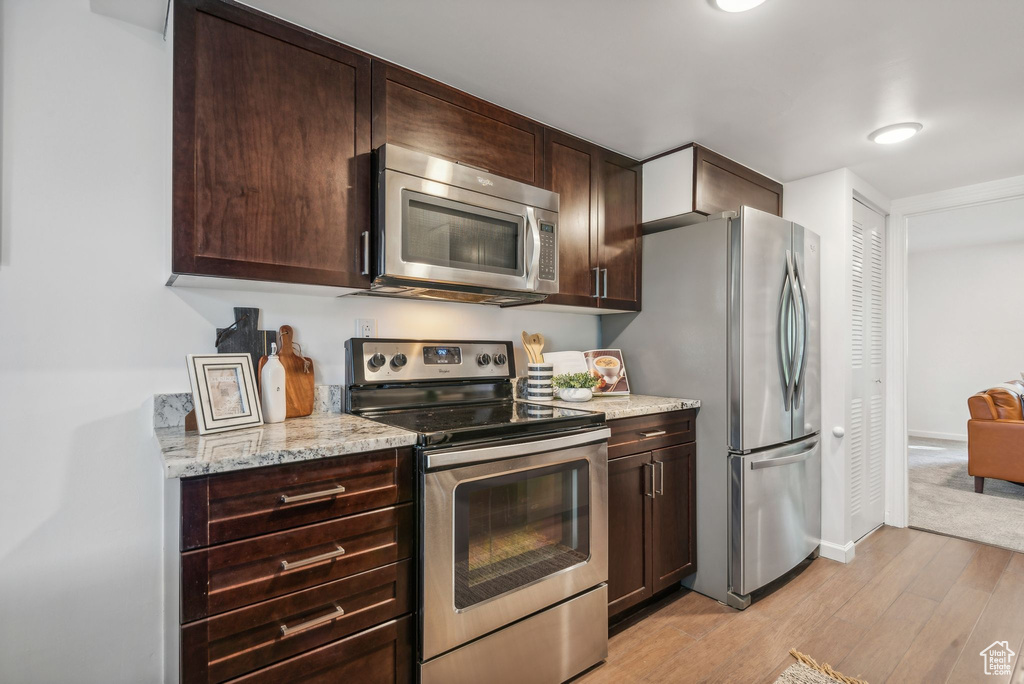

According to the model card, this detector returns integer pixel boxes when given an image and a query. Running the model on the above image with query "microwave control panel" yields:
[538,223,557,281]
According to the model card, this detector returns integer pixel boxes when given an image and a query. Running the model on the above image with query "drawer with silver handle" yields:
[181,503,413,622]
[608,409,696,460]
[180,559,412,683]
[181,447,414,550]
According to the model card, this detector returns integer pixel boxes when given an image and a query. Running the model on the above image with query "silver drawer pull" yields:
[280,544,346,571]
[640,430,667,438]
[279,485,346,504]
[279,604,345,636]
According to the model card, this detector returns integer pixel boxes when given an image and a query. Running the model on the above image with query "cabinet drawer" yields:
[182,504,413,622]
[182,448,414,549]
[183,560,412,683]
[608,409,695,459]
[226,614,414,684]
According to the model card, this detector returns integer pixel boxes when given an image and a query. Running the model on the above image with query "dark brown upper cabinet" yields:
[642,143,783,233]
[598,152,642,311]
[371,62,544,186]
[172,0,372,288]
[542,131,599,308]
[541,130,641,312]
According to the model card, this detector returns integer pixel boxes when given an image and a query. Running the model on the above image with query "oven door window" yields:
[453,459,590,610]
[402,190,524,276]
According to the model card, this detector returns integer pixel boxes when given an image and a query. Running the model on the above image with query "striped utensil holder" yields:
[526,363,554,402]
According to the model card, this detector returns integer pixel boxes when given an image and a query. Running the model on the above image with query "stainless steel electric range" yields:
[345,338,609,684]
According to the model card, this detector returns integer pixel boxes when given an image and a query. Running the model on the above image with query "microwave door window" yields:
[452,460,591,610]
[402,191,524,276]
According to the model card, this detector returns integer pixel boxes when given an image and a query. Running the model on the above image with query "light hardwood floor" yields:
[578,527,1024,683]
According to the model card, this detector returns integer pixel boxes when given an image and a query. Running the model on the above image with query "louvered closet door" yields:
[850,200,886,540]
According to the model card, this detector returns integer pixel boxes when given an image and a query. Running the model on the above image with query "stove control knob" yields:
[493,353,507,366]
[390,353,407,370]
[477,353,492,366]
[367,353,387,370]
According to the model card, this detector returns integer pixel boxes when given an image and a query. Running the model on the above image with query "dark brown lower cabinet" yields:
[607,413,697,618]
[652,444,697,592]
[607,452,654,616]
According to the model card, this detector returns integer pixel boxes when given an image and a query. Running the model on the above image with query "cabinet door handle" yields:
[639,430,666,438]
[602,268,609,299]
[279,604,345,636]
[279,484,346,505]
[592,267,600,298]
[656,460,665,495]
[280,544,347,571]
[644,463,655,498]
[361,231,370,275]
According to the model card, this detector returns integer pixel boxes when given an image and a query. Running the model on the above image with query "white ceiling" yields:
[242,0,1024,199]
[908,197,1024,253]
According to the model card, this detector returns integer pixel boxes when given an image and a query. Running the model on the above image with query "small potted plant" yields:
[551,371,600,402]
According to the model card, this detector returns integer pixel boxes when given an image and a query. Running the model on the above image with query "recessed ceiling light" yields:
[868,122,923,145]
[714,0,768,12]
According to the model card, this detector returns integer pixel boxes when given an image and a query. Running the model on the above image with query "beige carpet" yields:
[908,436,1024,552]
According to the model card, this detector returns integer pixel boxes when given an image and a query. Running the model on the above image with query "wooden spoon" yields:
[521,331,535,364]
[528,332,546,364]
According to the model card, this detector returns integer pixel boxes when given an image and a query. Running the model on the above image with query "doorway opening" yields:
[903,197,1024,551]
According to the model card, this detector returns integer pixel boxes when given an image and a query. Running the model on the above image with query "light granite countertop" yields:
[518,394,700,420]
[154,412,418,479]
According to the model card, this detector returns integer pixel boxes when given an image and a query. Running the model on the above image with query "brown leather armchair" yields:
[967,380,1024,493]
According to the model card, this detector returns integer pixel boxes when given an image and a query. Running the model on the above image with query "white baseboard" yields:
[908,429,968,442]
[819,539,856,564]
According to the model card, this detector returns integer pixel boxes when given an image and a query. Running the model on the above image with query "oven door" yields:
[421,428,609,660]
[381,169,558,295]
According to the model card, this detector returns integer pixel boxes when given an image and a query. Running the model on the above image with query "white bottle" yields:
[261,343,287,423]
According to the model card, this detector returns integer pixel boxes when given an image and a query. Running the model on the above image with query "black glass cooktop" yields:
[360,401,604,447]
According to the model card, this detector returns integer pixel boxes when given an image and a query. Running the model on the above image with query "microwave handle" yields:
[525,208,541,282]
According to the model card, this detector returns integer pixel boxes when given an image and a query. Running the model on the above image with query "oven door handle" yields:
[425,427,611,470]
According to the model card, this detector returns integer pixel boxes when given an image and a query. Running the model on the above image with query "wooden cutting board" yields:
[258,325,315,418]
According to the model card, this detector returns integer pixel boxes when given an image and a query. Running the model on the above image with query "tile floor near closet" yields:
[578,526,1024,683]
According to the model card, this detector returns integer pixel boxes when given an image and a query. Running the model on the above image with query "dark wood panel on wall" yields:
[173,0,372,287]
[598,152,642,311]
[371,62,543,185]
[542,130,599,306]
[694,145,783,217]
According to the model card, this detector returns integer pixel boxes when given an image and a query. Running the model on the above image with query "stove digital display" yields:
[423,345,462,365]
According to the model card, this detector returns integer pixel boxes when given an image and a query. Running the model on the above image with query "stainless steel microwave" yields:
[369,144,559,305]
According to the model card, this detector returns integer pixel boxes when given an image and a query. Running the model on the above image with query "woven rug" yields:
[908,437,1024,552]
[774,650,867,684]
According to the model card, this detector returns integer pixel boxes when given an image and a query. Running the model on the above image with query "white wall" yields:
[0,2,599,682]
[907,239,1024,440]
[784,169,890,561]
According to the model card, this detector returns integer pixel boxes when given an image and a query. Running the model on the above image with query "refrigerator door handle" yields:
[778,251,797,410]
[792,254,810,408]
[750,443,817,469]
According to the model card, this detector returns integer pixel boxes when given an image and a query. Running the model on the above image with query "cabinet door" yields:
[372,62,543,186]
[693,145,783,217]
[173,0,372,288]
[542,131,599,306]
[598,151,642,311]
[607,452,654,617]
[652,444,697,592]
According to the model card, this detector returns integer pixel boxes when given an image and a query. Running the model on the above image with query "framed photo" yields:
[186,354,263,435]
[583,349,630,395]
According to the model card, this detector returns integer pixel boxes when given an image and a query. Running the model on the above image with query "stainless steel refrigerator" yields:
[602,206,821,609]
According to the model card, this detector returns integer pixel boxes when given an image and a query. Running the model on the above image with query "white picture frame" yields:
[186,354,264,435]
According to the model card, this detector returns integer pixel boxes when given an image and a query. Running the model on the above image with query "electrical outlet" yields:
[356,319,376,338]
